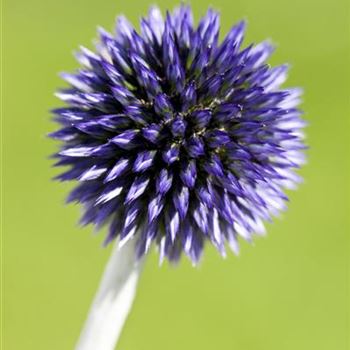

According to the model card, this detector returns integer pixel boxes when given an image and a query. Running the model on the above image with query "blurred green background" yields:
[3,0,349,349]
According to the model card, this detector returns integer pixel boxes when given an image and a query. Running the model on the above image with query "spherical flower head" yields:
[50,5,306,264]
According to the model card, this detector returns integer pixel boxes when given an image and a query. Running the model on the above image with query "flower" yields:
[50,5,306,264]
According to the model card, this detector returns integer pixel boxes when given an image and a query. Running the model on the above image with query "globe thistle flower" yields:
[50,5,306,265]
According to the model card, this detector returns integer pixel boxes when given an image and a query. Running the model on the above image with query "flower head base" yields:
[50,5,306,264]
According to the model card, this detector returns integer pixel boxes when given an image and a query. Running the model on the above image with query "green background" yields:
[3,0,349,349]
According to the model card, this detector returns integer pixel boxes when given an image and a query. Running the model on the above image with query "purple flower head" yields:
[50,5,306,264]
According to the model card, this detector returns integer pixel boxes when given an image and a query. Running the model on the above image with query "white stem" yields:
[75,238,143,350]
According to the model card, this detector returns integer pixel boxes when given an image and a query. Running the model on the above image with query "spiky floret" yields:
[50,5,306,264]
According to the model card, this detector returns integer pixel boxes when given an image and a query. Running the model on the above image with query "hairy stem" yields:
[75,238,143,350]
